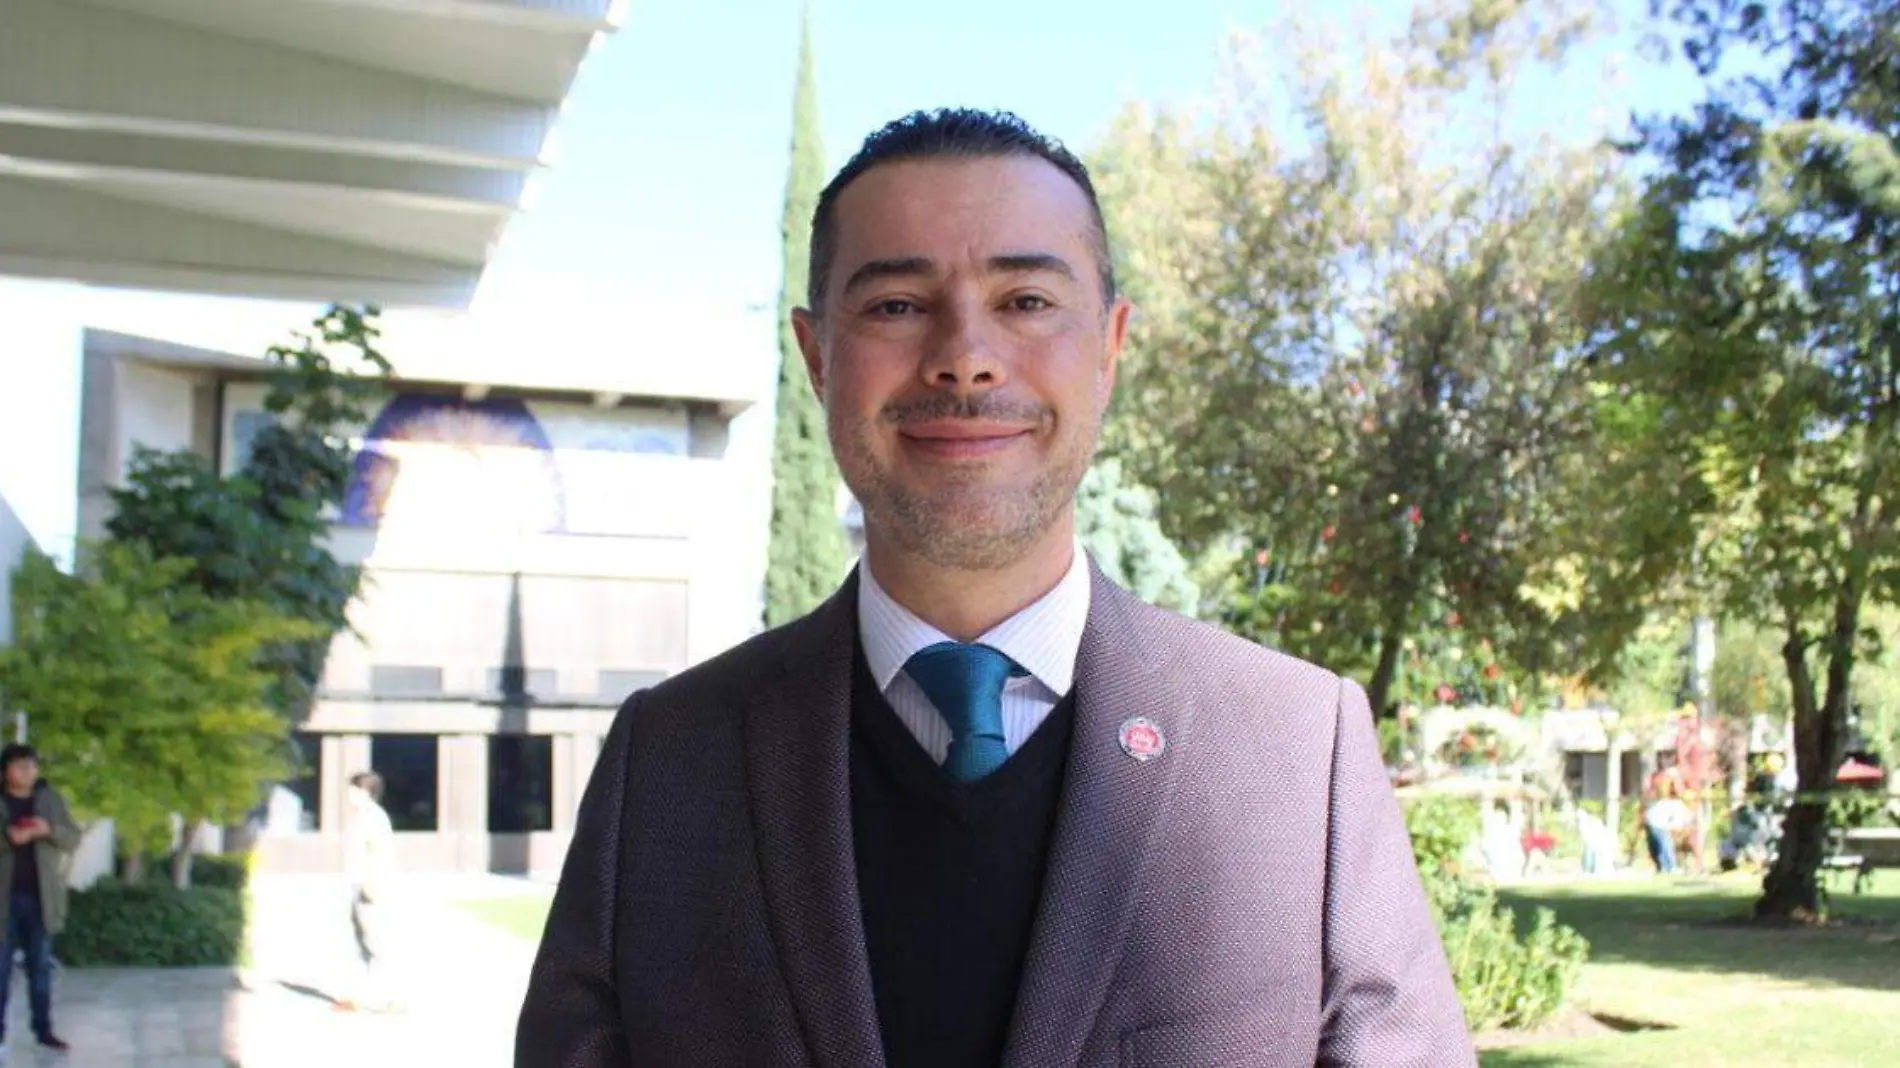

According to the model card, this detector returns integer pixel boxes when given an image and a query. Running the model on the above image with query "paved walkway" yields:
[3,873,553,1067]
[1,966,235,1067]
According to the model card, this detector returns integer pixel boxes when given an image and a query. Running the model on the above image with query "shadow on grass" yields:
[1483,1050,1617,1068]
[1496,876,1900,994]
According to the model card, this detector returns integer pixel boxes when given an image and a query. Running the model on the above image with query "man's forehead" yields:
[830,156,1095,260]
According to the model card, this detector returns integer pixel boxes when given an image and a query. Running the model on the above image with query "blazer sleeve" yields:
[515,695,639,1067]
[1316,678,1476,1067]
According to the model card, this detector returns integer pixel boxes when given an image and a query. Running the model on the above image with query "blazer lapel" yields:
[1002,567,1191,1067]
[744,572,887,1068]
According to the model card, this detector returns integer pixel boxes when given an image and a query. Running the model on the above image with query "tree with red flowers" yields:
[1093,0,1621,716]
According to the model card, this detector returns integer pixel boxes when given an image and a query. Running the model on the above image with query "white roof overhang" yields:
[0,0,621,306]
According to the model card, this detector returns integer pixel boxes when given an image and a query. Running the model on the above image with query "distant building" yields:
[2,0,618,659]
[0,0,634,882]
[78,324,761,876]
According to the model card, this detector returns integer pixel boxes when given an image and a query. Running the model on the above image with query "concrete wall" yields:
[0,489,30,646]
[0,279,82,569]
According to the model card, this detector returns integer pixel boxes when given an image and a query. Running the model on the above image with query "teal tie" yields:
[904,642,1025,782]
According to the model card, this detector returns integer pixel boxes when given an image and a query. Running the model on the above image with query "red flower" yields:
[1483,663,1502,681]
[1437,684,1459,704]
[1407,505,1423,525]
[1321,525,1337,543]
[1447,612,1463,628]
[1458,530,1470,543]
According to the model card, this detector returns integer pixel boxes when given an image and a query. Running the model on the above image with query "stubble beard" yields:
[835,394,1102,573]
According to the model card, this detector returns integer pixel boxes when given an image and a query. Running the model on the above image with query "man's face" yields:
[795,155,1130,571]
[5,758,37,795]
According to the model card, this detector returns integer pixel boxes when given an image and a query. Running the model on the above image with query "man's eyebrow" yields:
[988,253,1077,281]
[839,252,1080,297]
[841,257,935,297]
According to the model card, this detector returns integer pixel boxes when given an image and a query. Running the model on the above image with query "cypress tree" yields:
[763,8,848,627]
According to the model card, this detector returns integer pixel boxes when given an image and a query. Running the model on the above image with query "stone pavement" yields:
[0,965,235,1067]
[1,873,553,1067]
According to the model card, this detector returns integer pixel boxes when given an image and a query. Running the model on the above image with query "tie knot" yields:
[903,642,1025,782]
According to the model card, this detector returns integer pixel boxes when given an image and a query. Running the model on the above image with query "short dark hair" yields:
[806,108,1117,313]
[350,771,384,802]
[1,744,37,772]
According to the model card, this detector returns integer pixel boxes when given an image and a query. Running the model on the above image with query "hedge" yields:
[58,880,245,967]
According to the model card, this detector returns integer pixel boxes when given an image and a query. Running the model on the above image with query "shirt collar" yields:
[857,540,1092,698]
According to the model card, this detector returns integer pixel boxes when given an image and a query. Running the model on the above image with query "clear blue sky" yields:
[476,0,1700,323]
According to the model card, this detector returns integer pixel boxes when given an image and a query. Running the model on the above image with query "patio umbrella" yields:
[1836,758,1885,784]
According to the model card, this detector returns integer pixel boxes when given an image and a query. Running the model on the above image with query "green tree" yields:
[0,546,319,886]
[1093,0,1621,715]
[1075,458,1200,615]
[105,306,390,717]
[1587,0,1900,917]
[764,10,848,628]
[1854,605,1900,770]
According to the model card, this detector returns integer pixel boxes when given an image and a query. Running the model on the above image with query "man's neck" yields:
[864,521,1077,642]
[5,785,31,800]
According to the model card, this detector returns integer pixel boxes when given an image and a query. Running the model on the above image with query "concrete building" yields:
[2,0,622,613]
[77,321,761,875]
[0,0,648,881]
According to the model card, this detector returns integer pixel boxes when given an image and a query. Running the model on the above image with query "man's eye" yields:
[1010,294,1052,312]
[870,299,917,317]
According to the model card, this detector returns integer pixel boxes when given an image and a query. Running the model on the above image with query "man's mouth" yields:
[897,420,1033,458]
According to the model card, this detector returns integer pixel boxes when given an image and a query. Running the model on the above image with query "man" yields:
[0,744,79,1055]
[518,109,1472,1067]
[341,771,399,1013]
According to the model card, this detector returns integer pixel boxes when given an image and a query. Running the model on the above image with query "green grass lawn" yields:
[460,894,555,942]
[1486,874,1900,1068]
[465,875,1897,1067]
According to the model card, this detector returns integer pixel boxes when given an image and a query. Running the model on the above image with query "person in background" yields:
[0,744,80,1055]
[341,771,400,1013]
[1643,762,1689,874]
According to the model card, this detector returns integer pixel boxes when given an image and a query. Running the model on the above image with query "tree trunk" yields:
[1367,626,1407,720]
[1758,600,1857,919]
[121,852,145,885]
[171,820,201,890]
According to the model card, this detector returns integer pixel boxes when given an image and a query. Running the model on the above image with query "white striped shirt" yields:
[857,544,1092,764]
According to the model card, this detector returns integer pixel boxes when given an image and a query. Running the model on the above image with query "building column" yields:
[439,734,487,872]
[324,733,371,835]
[557,732,603,832]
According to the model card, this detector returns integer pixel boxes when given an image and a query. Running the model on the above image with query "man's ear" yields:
[791,307,824,398]
[1101,296,1132,396]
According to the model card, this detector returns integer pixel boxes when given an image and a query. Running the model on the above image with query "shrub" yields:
[174,851,251,890]
[1404,798,1590,1032]
[1406,796,1481,878]
[1829,789,1888,832]
[1439,885,1589,1031]
[59,880,245,967]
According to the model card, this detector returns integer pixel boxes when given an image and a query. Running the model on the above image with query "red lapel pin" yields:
[1118,717,1166,762]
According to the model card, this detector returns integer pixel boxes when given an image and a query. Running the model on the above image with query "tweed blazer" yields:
[516,565,1475,1067]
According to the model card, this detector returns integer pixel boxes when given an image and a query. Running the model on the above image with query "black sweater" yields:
[850,650,1076,1068]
